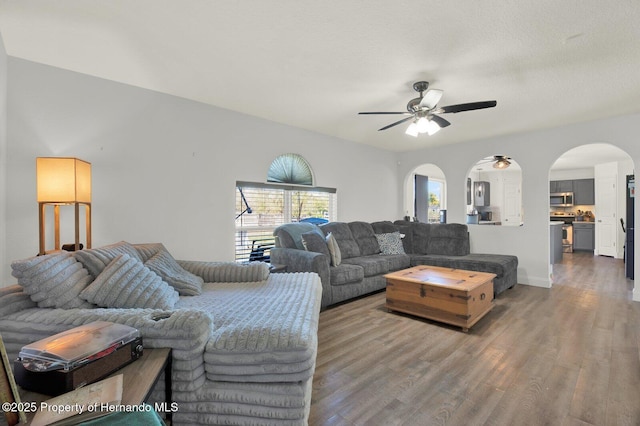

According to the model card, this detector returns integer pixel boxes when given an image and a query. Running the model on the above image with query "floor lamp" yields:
[36,157,92,255]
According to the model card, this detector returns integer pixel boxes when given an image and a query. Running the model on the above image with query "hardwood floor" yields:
[309,253,640,425]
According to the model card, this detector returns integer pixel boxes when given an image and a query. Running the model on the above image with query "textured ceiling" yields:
[1,1,640,152]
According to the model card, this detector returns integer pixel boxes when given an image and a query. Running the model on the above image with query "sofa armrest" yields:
[270,247,331,305]
[0,285,37,318]
[177,260,270,283]
[270,247,328,275]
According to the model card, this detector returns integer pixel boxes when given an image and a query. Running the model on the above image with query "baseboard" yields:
[517,275,552,289]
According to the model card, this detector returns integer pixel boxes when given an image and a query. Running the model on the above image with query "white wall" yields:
[3,58,399,285]
[0,34,7,286]
[549,168,595,180]
[397,114,640,298]
[4,57,640,300]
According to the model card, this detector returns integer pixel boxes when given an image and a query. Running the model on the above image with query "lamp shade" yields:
[36,157,92,203]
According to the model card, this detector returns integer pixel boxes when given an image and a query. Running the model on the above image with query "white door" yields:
[503,178,521,226]
[595,164,617,257]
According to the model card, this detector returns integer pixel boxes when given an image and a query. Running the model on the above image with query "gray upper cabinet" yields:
[550,180,574,193]
[573,179,595,205]
[550,178,594,205]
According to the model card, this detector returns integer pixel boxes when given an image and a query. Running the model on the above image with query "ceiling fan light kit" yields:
[405,122,419,137]
[476,155,512,170]
[493,156,511,169]
[406,116,441,137]
[359,81,497,137]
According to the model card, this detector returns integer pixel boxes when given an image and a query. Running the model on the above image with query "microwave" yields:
[550,192,574,207]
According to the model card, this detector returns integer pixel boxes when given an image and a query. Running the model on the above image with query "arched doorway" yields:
[549,143,635,290]
[404,164,447,223]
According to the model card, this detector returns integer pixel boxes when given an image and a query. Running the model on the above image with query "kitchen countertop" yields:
[550,222,564,226]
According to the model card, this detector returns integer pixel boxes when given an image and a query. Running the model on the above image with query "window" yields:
[414,173,446,223]
[235,181,337,262]
[427,178,445,223]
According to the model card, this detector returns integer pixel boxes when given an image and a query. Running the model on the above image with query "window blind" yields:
[235,182,337,262]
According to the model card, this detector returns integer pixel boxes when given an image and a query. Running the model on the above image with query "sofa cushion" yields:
[329,263,365,286]
[80,253,179,309]
[410,253,516,278]
[371,221,398,234]
[301,231,330,257]
[325,233,342,266]
[348,222,381,256]
[375,232,406,255]
[74,241,143,278]
[454,254,518,277]
[273,222,322,250]
[342,255,390,277]
[426,224,470,256]
[382,254,411,271]
[11,252,94,309]
[409,222,432,255]
[145,246,204,296]
[320,222,361,259]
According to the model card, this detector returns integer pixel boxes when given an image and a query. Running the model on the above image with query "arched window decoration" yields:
[267,153,313,185]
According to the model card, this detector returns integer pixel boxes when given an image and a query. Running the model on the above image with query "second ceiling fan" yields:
[359,81,497,136]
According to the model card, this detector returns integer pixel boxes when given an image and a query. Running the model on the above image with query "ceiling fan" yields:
[476,155,512,169]
[359,81,497,137]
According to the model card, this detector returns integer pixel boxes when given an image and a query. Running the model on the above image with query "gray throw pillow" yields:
[301,231,331,256]
[11,252,94,309]
[80,253,179,310]
[375,232,406,255]
[133,242,166,262]
[145,247,204,296]
[326,232,342,266]
[74,241,143,278]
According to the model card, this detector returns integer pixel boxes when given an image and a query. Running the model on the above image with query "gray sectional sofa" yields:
[271,220,518,309]
[0,242,322,425]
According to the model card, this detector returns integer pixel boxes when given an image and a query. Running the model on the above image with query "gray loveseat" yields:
[271,220,518,309]
[0,241,322,425]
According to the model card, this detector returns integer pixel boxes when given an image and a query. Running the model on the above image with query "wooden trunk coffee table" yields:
[384,265,496,332]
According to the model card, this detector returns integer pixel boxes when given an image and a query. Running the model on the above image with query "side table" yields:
[19,347,172,424]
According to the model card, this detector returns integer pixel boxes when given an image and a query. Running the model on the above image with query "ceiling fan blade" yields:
[429,114,451,128]
[437,100,497,114]
[419,89,443,109]
[358,111,411,115]
[378,116,415,131]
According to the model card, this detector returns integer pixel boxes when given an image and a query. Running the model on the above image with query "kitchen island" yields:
[550,221,564,263]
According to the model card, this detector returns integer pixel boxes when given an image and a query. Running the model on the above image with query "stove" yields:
[550,212,574,252]
[550,212,575,224]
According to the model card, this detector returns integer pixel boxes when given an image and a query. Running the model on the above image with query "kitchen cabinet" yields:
[573,178,595,205]
[549,178,595,205]
[573,222,595,251]
[474,181,490,206]
[550,180,573,193]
